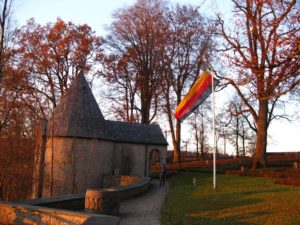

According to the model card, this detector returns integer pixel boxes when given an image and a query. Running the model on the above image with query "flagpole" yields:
[212,74,216,190]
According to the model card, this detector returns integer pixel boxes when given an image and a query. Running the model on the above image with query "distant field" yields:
[161,172,300,225]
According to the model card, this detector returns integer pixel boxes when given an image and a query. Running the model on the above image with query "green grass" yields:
[161,172,300,225]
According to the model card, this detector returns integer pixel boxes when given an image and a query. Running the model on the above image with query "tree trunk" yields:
[140,70,151,124]
[33,120,47,198]
[200,115,205,160]
[242,123,246,157]
[163,84,180,163]
[252,100,268,169]
[195,129,199,160]
[235,117,239,157]
[174,120,181,162]
[0,0,9,81]
[223,132,226,156]
[141,89,151,124]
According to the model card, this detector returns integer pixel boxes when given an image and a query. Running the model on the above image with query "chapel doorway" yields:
[149,149,161,178]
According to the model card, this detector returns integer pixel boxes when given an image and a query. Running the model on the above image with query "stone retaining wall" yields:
[102,175,140,188]
[118,177,151,200]
[0,202,120,225]
[85,177,151,215]
[16,194,85,211]
[0,176,151,224]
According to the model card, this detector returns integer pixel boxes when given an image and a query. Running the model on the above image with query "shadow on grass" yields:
[184,210,269,225]
[194,197,263,211]
[216,187,289,203]
[164,191,270,225]
[162,172,289,225]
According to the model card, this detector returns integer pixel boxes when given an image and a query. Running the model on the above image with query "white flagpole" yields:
[212,74,216,189]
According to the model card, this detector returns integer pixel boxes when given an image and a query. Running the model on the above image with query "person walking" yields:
[160,163,167,187]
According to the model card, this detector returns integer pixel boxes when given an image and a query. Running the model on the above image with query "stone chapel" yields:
[33,74,167,198]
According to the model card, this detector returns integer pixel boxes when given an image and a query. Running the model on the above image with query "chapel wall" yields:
[113,143,147,177]
[42,137,114,197]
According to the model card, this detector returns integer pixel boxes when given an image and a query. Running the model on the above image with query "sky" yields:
[13,0,300,153]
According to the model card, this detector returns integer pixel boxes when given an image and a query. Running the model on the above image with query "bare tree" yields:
[101,0,168,124]
[225,97,256,158]
[0,0,13,82]
[101,2,216,163]
[161,4,216,162]
[227,98,242,157]
[217,0,300,169]
[100,54,139,122]
[0,0,15,133]
[189,105,211,160]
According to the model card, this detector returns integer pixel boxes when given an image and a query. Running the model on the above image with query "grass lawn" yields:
[161,172,300,225]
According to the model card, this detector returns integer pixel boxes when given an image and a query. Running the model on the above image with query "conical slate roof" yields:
[47,74,168,146]
[47,74,107,139]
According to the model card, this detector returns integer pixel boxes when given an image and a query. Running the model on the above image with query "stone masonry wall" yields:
[113,143,147,177]
[41,137,167,197]
[0,201,120,225]
[42,137,114,197]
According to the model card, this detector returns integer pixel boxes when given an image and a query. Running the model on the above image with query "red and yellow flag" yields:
[174,71,219,121]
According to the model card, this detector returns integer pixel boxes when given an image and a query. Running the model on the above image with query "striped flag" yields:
[174,71,219,121]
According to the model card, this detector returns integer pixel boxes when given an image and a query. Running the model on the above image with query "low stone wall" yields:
[0,201,120,225]
[85,177,151,215]
[1,177,151,224]
[118,177,151,200]
[17,193,85,211]
[120,176,140,186]
[98,176,151,200]
[102,175,140,188]
[17,176,149,211]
